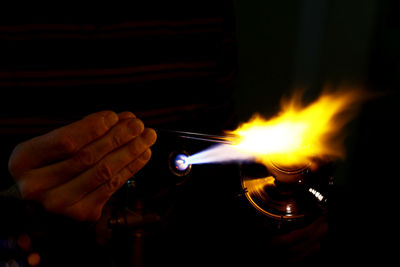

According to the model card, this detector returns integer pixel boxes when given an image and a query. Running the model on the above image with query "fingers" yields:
[43,128,157,210]
[30,117,145,192]
[64,149,152,221]
[118,111,136,120]
[9,110,119,176]
[15,111,140,198]
[102,149,152,197]
[68,117,145,175]
[9,110,157,222]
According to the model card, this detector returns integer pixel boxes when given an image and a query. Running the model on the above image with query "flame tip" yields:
[230,88,366,167]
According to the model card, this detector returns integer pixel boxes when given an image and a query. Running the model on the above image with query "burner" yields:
[168,150,192,177]
[240,162,327,221]
[269,160,311,183]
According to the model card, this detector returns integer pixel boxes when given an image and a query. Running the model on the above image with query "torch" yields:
[161,89,364,223]
[105,88,366,267]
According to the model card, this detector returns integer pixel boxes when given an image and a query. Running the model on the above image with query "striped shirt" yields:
[0,0,237,134]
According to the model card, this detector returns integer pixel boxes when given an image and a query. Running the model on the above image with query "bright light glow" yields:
[229,89,365,166]
[175,154,190,171]
[186,88,365,167]
[286,205,292,213]
[185,144,254,165]
[309,187,324,201]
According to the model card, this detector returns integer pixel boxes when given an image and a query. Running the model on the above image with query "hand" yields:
[8,111,157,221]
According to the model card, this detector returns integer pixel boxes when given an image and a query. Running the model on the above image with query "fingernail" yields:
[139,149,152,161]
[142,128,157,146]
[128,118,144,136]
[104,112,119,127]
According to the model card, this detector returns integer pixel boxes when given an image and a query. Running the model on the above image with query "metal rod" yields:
[157,129,234,144]
[179,135,233,144]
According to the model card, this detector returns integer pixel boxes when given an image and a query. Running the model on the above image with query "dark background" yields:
[233,0,399,264]
[0,0,399,265]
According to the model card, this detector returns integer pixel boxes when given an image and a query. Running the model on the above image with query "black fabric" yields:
[0,1,236,121]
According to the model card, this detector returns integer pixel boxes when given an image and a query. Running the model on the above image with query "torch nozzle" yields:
[174,154,190,171]
[168,151,192,177]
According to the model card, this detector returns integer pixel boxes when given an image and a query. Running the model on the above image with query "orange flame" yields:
[229,89,365,167]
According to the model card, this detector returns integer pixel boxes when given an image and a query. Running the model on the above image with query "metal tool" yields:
[157,129,233,144]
